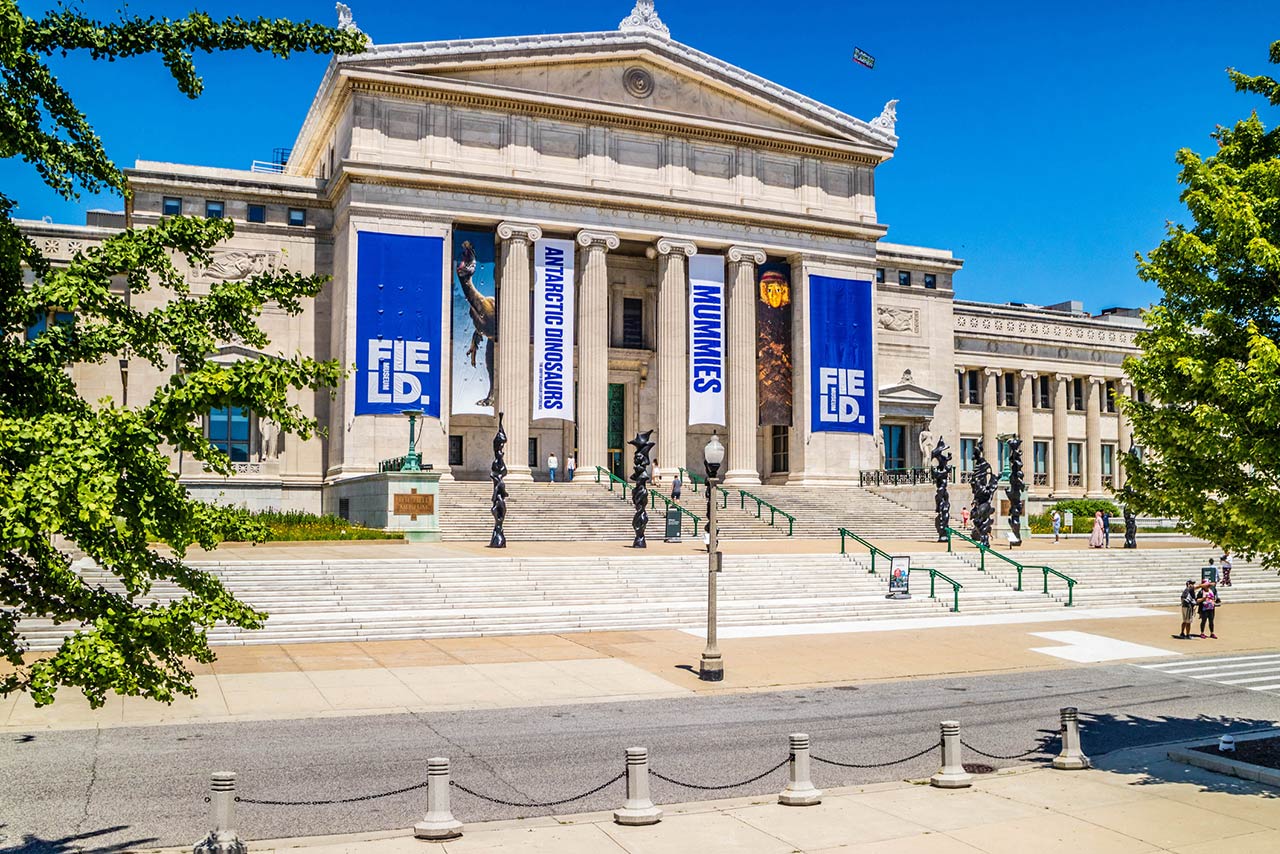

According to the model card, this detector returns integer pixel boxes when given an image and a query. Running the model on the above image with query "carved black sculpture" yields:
[487,412,508,548]
[929,438,953,542]
[969,438,999,547]
[628,430,655,548]
[1006,436,1025,545]
[1122,443,1139,549]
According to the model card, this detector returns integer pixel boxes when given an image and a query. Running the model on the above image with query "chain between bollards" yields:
[812,741,937,769]
[449,772,625,807]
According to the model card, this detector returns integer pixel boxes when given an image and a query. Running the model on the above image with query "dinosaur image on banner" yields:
[756,260,793,427]
[451,229,497,416]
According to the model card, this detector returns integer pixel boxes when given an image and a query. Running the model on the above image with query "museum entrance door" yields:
[607,383,625,479]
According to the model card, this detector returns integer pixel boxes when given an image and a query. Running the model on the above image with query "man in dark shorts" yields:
[1178,580,1196,639]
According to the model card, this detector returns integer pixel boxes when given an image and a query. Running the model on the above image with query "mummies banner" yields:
[688,254,726,426]
[533,237,576,421]
[354,232,444,417]
[808,274,874,434]
[450,229,497,416]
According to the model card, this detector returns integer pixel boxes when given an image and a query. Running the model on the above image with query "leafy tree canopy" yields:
[1124,40,1280,567]
[0,1,364,707]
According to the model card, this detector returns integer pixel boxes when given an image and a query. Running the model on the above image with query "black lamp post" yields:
[700,433,725,682]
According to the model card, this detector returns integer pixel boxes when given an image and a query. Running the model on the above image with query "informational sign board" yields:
[888,555,910,597]
[665,508,682,542]
[1201,566,1219,584]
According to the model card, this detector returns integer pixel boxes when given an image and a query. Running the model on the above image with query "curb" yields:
[1166,728,1280,787]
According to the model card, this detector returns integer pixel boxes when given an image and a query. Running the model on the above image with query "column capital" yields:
[496,221,542,243]
[726,245,767,265]
[1020,370,1039,380]
[1054,372,1074,383]
[576,229,620,251]
[983,367,1002,377]
[653,237,698,258]
[1087,375,1106,386]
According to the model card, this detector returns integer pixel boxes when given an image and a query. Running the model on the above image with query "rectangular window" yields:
[337,498,350,521]
[1136,388,1147,404]
[924,273,937,289]
[1068,442,1082,475]
[897,270,912,287]
[1000,373,1016,406]
[208,406,251,462]
[960,438,977,472]
[622,297,644,348]
[287,207,307,227]
[1034,441,1049,474]
[528,437,538,469]
[771,425,789,473]
[1036,375,1051,409]
[204,200,224,219]
[247,204,266,223]
[958,369,980,405]
[448,435,464,467]
[162,196,182,216]
[875,268,885,284]
[25,311,73,341]
[1104,380,1117,413]
[882,425,906,470]
[1102,444,1114,476]
[1070,378,1085,411]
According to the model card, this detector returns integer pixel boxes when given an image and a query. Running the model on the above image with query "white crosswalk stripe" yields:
[1139,653,1280,695]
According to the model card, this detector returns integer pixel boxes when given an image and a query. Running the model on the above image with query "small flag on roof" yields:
[853,47,876,69]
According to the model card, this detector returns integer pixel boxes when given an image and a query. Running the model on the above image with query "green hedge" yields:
[227,509,403,542]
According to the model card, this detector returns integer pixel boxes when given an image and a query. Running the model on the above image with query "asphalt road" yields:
[3,657,1279,853]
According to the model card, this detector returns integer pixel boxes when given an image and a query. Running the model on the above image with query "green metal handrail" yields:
[838,527,895,574]
[595,466,629,499]
[650,490,701,537]
[908,566,963,613]
[738,489,795,536]
[945,526,1076,603]
[1037,565,1076,607]
[677,467,729,507]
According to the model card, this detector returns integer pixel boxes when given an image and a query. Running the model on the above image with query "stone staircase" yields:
[437,481,638,541]
[743,485,939,540]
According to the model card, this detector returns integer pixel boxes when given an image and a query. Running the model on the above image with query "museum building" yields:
[21,3,1145,515]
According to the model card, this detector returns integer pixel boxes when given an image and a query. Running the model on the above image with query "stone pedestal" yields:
[324,471,442,542]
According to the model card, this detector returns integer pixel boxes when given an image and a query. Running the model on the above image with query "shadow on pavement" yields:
[0,825,159,854]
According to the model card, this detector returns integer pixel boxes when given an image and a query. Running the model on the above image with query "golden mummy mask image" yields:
[759,271,791,309]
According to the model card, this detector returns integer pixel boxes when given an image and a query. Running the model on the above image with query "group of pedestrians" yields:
[545,453,575,482]
[1047,509,1113,546]
[1178,579,1221,639]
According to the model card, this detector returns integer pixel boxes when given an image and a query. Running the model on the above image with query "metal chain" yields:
[449,772,625,808]
[960,740,1047,760]
[235,779,429,807]
[650,756,790,791]
[812,741,937,769]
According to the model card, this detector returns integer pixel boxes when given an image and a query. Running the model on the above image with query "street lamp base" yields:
[699,654,723,682]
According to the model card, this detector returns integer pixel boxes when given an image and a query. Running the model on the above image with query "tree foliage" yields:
[0,1,365,707]
[1124,40,1280,568]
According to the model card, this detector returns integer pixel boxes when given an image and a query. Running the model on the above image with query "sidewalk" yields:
[7,602,1280,732]
[162,746,1280,854]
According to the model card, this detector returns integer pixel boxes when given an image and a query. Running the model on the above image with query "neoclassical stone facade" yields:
[20,4,1142,512]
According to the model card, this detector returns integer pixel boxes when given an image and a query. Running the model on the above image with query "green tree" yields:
[0,2,365,707]
[1124,40,1280,567]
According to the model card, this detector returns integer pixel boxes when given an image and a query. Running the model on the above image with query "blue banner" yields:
[808,274,874,434]
[354,232,444,417]
[450,229,497,415]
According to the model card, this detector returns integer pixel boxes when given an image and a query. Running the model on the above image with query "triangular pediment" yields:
[879,383,944,403]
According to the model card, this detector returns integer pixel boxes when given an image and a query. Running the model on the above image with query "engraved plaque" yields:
[394,493,435,517]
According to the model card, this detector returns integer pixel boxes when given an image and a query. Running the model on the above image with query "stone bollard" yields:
[414,757,463,841]
[613,747,662,825]
[930,721,973,788]
[193,772,247,854]
[1052,707,1091,770]
[778,733,822,806]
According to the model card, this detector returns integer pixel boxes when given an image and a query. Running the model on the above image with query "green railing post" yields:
[1043,569,1049,595]
[1067,579,1075,607]
[787,515,793,537]
[840,529,848,554]
[1016,566,1023,591]
[953,583,960,613]
[930,569,937,599]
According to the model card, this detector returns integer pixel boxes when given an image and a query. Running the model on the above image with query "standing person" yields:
[547,452,558,483]
[1088,511,1105,548]
[961,506,970,530]
[1221,552,1233,586]
[1197,582,1218,639]
[565,454,576,482]
[1102,510,1112,548]
[1051,509,1062,543]
[1179,580,1197,639]
[671,473,682,501]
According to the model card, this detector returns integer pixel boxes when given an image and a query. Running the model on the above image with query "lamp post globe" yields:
[700,433,725,682]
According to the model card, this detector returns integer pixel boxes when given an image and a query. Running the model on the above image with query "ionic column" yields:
[1086,376,1104,497]
[723,245,766,485]
[653,237,697,482]
[496,221,542,481]
[1116,379,1133,489]
[1052,373,1071,497]
[575,229,619,477]
[982,368,1000,464]
[1018,371,1036,451]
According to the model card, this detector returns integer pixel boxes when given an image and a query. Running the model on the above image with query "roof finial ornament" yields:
[871,99,899,135]
[335,2,361,34]
[619,1,670,38]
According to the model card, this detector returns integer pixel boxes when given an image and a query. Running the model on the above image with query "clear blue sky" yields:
[6,0,1279,312]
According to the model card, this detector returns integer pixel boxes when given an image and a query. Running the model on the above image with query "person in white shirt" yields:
[547,453,558,482]
[565,455,576,482]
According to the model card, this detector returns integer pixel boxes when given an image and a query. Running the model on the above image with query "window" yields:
[1036,375,1051,409]
[204,200,224,219]
[25,310,73,341]
[875,268,885,284]
[448,435,464,467]
[247,204,266,224]
[1068,443,1082,475]
[924,273,937,289]
[1102,444,1115,476]
[287,207,307,227]
[1136,388,1147,404]
[337,498,350,521]
[1069,378,1085,411]
[1104,380,1117,413]
[958,369,980,405]
[882,425,906,470]
[999,372,1016,406]
[1033,441,1049,474]
[897,270,912,287]
[622,297,644,348]
[771,425,789,473]
[959,438,977,473]
[162,196,182,216]
[208,406,251,462]
[528,437,538,469]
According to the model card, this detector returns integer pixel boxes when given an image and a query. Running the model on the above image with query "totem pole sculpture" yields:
[629,430,655,548]
[969,438,999,547]
[487,412,508,548]
[929,438,953,542]
[1122,444,1139,549]
[1006,437,1026,545]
